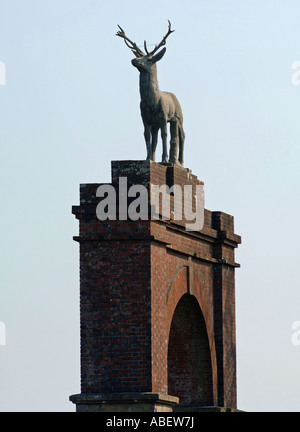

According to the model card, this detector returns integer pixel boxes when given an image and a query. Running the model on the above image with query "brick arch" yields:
[166,265,218,407]
[168,293,214,407]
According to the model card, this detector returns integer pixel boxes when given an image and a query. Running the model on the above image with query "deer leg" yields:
[144,124,152,160]
[151,125,159,162]
[169,117,180,165]
[178,123,185,166]
[161,121,168,163]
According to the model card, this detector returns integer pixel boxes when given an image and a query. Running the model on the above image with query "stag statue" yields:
[116,21,185,166]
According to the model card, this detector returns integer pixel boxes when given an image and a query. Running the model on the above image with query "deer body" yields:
[117,22,185,166]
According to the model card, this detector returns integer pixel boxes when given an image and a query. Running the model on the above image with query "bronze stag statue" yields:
[116,21,185,166]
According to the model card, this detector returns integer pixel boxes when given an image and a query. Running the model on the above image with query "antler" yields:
[116,25,145,58]
[147,20,175,57]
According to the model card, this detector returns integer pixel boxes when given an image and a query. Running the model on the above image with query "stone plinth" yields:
[70,392,179,412]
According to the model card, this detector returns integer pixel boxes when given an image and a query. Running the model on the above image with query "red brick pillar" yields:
[212,212,238,409]
[69,160,241,412]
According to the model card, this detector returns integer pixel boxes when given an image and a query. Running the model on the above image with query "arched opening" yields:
[168,293,213,407]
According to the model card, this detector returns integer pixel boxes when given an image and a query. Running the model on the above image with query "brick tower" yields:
[70,160,241,412]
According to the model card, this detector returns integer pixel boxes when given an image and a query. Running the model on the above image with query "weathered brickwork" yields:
[71,160,241,410]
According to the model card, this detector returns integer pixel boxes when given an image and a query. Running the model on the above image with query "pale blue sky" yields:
[0,0,300,412]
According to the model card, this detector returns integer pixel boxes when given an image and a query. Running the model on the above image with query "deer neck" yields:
[139,67,160,106]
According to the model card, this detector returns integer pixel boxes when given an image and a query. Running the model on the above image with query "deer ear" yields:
[151,47,166,63]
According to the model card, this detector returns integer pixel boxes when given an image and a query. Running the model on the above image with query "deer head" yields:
[116,21,175,73]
